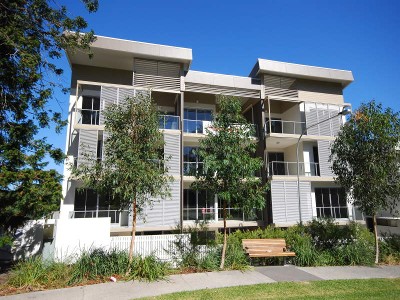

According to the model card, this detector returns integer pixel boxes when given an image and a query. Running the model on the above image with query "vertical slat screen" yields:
[100,87,117,125]
[118,88,135,106]
[305,102,319,135]
[164,132,180,175]
[317,140,334,177]
[329,105,341,136]
[271,180,312,224]
[77,129,98,168]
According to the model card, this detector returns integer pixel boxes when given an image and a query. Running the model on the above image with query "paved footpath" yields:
[1,265,400,300]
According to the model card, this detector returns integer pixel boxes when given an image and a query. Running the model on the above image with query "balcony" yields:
[75,108,100,126]
[183,162,204,176]
[184,120,259,137]
[69,210,129,226]
[268,161,320,177]
[159,115,180,130]
[265,120,305,135]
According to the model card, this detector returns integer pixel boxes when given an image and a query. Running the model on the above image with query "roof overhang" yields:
[66,34,193,71]
[252,59,354,88]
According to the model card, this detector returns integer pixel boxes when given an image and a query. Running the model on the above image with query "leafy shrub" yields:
[380,233,400,264]
[128,255,170,281]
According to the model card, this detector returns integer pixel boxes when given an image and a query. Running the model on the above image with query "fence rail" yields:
[268,161,320,176]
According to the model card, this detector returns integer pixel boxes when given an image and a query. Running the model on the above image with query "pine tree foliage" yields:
[0,0,98,233]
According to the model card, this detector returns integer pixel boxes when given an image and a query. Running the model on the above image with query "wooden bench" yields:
[242,239,296,264]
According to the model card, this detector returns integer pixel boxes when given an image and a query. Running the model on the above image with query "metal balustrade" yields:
[69,210,129,225]
[265,120,306,135]
[268,161,320,176]
[183,162,204,176]
[75,108,100,125]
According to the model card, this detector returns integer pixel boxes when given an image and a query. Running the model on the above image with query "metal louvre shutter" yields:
[185,82,260,98]
[77,129,98,167]
[118,88,135,106]
[317,104,331,136]
[164,132,180,175]
[158,61,180,77]
[136,180,180,227]
[329,105,341,136]
[100,87,117,125]
[305,102,319,135]
[271,180,312,224]
[318,140,334,177]
[264,74,298,98]
[134,59,181,91]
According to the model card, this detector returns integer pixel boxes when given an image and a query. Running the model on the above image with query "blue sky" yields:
[47,0,400,173]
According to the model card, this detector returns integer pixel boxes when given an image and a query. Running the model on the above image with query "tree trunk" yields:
[128,198,137,264]
[220,200,227,269]
[373,214,379,264]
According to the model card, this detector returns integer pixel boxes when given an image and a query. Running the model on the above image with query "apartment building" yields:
[60,34,355,236]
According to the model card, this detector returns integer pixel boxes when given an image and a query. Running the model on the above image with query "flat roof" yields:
[252,59,354,87]
[67,34,192,71]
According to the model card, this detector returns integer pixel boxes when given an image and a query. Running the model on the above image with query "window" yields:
[183,189,214,221]
[183,147,203,175]
[183,108,212,133]
[81,96,100,125]
[268,152,285,175]
[315,188,348,219]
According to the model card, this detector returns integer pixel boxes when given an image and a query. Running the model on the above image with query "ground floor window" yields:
[183,189,214,221]
[315,187,348,219]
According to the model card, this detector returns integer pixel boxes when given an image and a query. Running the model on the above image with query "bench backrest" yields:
[242,239,287,252]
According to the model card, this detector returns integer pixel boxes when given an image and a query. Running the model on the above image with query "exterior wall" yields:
[53,218,111,261]
[296,79,344,105]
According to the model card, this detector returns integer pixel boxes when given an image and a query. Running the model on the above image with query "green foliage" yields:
[330,101,400,216]
[7,256,72,289]
[0,0,98,233]
[193,95,267,216]
[380,233,400,264]
[223,220,375,267]
[193,95,268,268]
[73,92,171,219]
[128,255,170,281]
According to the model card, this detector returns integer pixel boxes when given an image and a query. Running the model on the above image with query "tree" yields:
[73,93,172,263]
[330,100,400,263]
[0,0,98,239]
[193,95,267,269]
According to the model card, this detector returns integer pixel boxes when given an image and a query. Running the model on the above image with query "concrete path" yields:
[1,265,400,300]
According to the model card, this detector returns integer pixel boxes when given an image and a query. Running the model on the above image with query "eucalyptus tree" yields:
[74,92,172,262]
[193,95,267,269]
[330,101,400,263]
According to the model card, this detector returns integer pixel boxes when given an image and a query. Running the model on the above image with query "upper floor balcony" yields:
[267,161,320,177]
[183,119,259,137]
[265,119,305,135]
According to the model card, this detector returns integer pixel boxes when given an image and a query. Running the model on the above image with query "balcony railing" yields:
[75,108,100,125]
[265,120,305,135]
[184,120,258,137]
[69,210,129,225]
[268,161,320,176]
[159,115,180,130]
[183,162,204,176]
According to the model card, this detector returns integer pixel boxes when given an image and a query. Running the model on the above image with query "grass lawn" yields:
[140,278,400,300]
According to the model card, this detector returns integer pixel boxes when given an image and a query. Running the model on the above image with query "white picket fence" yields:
[110,234,190,261]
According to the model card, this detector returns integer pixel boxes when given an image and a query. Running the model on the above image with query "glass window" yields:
[315,187,348,219]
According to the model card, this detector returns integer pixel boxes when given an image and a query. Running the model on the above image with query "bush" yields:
[380,233,400,264]
[128,255,170,281]
[7,256,71,289]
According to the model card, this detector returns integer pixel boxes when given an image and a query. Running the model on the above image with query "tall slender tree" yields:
[73,92,172,262]
[193,95,267,269]
[0,0,98,240]
[330,100,400,263]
